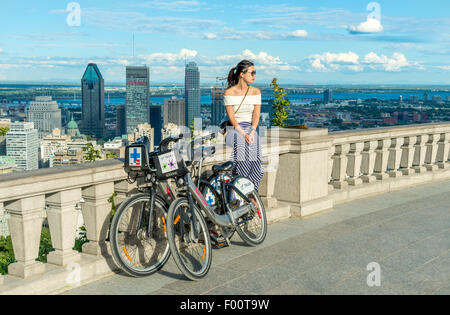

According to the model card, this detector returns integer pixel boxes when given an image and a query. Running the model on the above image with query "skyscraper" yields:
[6,122,39,171]
[27,96,61,139]
[324,89,333,104]
[149,104,162,147]
[126,66,150,134]
[211,88,225,126]
[116,105,126,136]
[80,63,105,138]
[163,97,185,127]
[184,62,200,128]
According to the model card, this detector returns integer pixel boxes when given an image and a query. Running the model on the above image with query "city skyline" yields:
[0,1,449,85]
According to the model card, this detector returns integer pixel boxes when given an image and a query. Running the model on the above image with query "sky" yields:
[0,0,449,85]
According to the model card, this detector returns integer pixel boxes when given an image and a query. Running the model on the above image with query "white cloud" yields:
[435,65,450,71]
[348,18,384,34]
[291,30,308,38]
[203,33,217,40]
[362,52,413,71]
[138,48,197,64]
[0,48,3,53]
[311,51,359,65]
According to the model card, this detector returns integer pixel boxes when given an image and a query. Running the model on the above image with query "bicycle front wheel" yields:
[110,193,170,277]
[167,197,212,280]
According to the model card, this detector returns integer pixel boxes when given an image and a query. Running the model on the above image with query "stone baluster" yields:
[437,132,450,169]
[346,142,364,186]
[331,143,350,189]
[361,140,377,183]
[259,153,278,209]
[400,136,417,175]
[114,180,137,209]
[45,189,82,266]
[81,182,115,256]
[328,144,336,191]
[388,137,404,177]
[4,196,46,279]
[374,138,391,180]
[412,134,427,173]
[425,133,440,171]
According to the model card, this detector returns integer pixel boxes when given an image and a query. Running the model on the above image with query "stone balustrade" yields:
[1,123,450,294]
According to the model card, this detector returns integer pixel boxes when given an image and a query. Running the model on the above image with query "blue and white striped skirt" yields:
[225,122,264,191]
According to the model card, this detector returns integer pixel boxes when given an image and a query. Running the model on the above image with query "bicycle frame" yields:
[184,173,255,229]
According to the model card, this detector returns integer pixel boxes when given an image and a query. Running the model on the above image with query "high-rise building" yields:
[211,88,225,126]
[80,63,105,138]
[27,96,62,139]
[324,89,333,104]
[184,62,200,128]
[6,122,39,171]
[423,93,429,102]
[410,95,419,104]
[163,97,185,127]
[149,104,162,147]
[116,105,126,136]
[126,66,150,134]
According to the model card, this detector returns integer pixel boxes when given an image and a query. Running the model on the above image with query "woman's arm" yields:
[251,105,261,133]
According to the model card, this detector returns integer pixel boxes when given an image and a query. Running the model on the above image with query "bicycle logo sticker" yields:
[129,147,142,166]
[158,151,179,174]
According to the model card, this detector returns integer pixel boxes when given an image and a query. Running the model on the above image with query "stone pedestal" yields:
[271,128,333,217]
[81,183,115,256]
[46,189,82,266]
[4,196,46,279]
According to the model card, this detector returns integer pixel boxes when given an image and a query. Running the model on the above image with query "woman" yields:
[224,60,264,191]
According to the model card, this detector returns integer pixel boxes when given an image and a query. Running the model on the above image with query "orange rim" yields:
[173,215,180,225]
[202,246,206,261]
[162,217,167,233]
[122,246,132,262]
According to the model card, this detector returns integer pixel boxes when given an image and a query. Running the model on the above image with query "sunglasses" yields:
[244,70,257,76]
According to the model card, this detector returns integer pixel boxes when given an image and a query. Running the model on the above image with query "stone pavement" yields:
[60,180,450,295]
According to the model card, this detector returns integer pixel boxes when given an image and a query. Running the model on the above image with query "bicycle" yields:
[109,134,182,277]
[166,133,267,280]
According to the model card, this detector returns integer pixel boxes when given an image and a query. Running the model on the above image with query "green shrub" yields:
[0,235,15,275]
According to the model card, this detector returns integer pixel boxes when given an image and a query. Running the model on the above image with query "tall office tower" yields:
[163,97,185,127]
[6,122,39,171]
[184,62,201,128]
[80,63,105,138]
[423,93,429,102]
[116,105,126,136]
[324,89,333,104]
[149,104,162,147]
[210,88,225,126]
[126,66,150,134]
[27,96,62,139]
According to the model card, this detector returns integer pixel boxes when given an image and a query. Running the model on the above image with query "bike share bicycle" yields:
[109,135,180,277]
[166,133,267,280]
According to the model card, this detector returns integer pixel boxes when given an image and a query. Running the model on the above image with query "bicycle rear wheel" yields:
[167,197,212,280]
[110,193,170,277]
[229,177,267,246]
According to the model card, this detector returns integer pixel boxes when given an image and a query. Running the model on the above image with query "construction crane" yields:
[201,76,227,89]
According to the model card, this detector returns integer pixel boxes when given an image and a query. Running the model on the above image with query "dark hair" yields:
[227,60,254,88]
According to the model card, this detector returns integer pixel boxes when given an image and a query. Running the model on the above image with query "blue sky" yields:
[0,0,449,85]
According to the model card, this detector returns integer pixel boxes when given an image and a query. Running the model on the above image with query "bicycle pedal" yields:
[213,241,229,249]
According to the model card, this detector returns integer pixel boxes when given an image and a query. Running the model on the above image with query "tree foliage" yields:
[82,143,101,162]
[271,78,290,127]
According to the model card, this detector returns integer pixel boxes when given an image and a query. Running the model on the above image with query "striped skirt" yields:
[225,122,264,191]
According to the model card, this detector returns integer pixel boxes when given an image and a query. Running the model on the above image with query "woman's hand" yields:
[245,132,255,145]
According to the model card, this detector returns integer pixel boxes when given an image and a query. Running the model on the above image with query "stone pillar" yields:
[327,144,336,192]
[437,133,450,169]
[114,180,137,209]
[46,189,82,266]
[331,143,350,189]
[412,135,427,173]
[400,136,417,175]
[259,154,278,209]
[388,137,404,178]
[361,140,377,183]
[81,182,115,256]
[273,128,333,217]
[374,138,391,180]
[425,133,440,171]
[346,142,364,186]
[4,196,46,279]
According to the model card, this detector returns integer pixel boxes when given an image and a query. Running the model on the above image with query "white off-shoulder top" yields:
[223,94,261,124]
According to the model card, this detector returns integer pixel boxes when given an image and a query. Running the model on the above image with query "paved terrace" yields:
[0,123,450,294]
[61,179,450,295]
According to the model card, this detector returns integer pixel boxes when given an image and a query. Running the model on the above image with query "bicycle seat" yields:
[212,161,233,173]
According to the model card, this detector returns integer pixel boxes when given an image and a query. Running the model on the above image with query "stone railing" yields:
[1,123,450,294]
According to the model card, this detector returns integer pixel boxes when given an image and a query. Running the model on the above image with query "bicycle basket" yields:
[152,149,188,180]
[124,143,150,174]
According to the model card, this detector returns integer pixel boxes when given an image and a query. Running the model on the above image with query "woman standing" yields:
[224,60,264,191]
